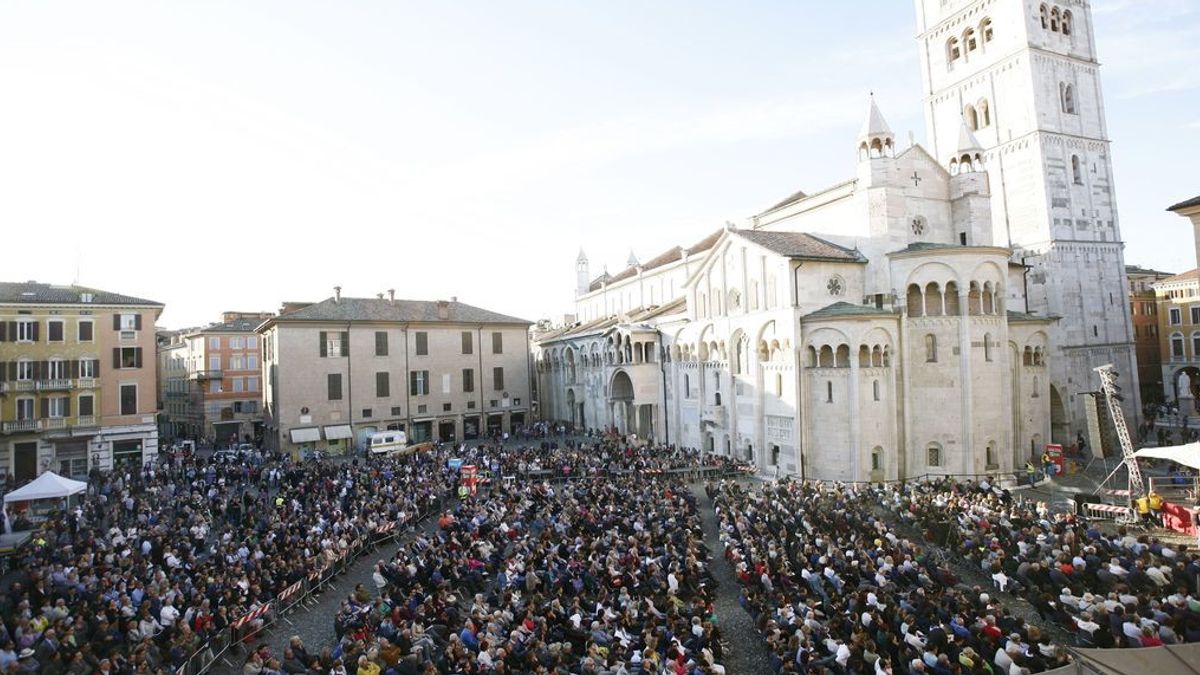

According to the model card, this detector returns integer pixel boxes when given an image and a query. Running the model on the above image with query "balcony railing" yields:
[36,378,74,391]
[0,381,36,394]
[701,405,727,425]
[75,415,98,427]
[1,420,40,433]
[43,418,66,430]
[77,377,97,389]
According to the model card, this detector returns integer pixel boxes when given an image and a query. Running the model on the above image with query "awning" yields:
[4,471,87,503]
[1134,442,1200,470]
[289,427,321,443]
[324,424,353,440]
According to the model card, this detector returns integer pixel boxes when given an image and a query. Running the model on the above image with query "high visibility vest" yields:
[1136,496,1151,514]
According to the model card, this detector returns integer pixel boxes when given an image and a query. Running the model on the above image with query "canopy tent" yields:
[3,471,87,504]
[1133,442,1200,471]
[1046,642,1200,674]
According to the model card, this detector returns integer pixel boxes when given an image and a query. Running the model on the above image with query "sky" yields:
[1,1,1197,329]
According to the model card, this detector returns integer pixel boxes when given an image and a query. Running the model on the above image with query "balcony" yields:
[36,379,74,391]
[190,370,223,381]
[0,381,36,394]
[43,418,66,430]
[1,420,40,434]
[701,405,727,425]
[77,377,97,389]
[75,415,98,427]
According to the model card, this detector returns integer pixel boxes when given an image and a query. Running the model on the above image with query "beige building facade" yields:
[259,292,530,458]
[0,282,162,482]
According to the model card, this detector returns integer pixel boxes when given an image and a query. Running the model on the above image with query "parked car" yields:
[211,449,239,464]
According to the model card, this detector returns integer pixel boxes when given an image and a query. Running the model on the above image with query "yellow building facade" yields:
[0,282,162,483]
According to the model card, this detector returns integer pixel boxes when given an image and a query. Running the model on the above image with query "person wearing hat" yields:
[15,647,39,674]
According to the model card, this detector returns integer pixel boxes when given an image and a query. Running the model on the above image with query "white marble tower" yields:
[914,0,1140,441]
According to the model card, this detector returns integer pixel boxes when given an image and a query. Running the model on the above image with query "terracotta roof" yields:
[1167,195,1200,212]
[737,231,865,262]
[0,281,161,306]
[766,189,808,212]
[270,297,529,325]
[1158,269,1200,284]
[199,319,264,334]
[1125,265,1175,278]
[585,229,722,292]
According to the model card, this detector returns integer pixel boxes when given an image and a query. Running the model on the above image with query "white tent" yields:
[3,471,87,503]
[1133,442,1200,471]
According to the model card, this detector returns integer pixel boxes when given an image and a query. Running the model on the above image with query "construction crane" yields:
[1094,364,1143,523]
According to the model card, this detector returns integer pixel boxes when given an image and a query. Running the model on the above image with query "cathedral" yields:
[533,0,1137,481]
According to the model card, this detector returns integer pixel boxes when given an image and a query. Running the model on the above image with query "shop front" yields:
[409,420,433,443]
[438,419,456,443]
[486,413,504,436]
[112,439,144,469]
[288,427,321,459]
[324,424,353,455]
[463,415,480,441]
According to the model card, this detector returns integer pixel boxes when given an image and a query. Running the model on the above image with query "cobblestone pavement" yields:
[692,482,776,674]
[208,508,446,675]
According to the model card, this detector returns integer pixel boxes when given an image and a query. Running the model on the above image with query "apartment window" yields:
[319,331,349,357]
[376,371,390,398]
[461,331,473,354]
[114,347,143,369]
[246,355,258,370]
[1191,307,1200,324]
[79,358,97,378]
[244,400,258,413]
[328,373,343,400]
[417,404,428,414]
[493,367,505,390]
[441,373,451,394]
[230,355,244,370]
[467,401,476,409]
[47,320,64,342]
[120,384,137,415]
[77,320,93,342]
[48,359,65,380]
[415,331,429,356]
[462,368,475,393]
[16,319,37,342]
[443,403,452,412]
[16,360,32,381]
[16,398,34,420]
[78,395,94,417]
[390,406,403,416]
[1192,333,1200,358]
[1171,308,1182,325]
[247,376,259,391]
[247,336,258,349]
[232,378,244,393]
[113,314,140,332]
[230,337,244,349]
[210,380,222,394]
[410,370,429,396]
[362,408,374,419]
[1172,335,1185,359]
[375,331,389,356]
[209,355,220,371]
[209,337,220,349]
[47,397,69,418]
[492,331,503,354]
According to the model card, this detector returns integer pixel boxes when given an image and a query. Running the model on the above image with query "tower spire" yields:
[857,94,895,160]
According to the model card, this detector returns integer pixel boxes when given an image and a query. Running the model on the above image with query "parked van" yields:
[368,431,409,456]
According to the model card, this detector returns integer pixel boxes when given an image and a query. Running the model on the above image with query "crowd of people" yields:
[0,435,745,675]
[892,478,1200,649]
[714,475,1200,675]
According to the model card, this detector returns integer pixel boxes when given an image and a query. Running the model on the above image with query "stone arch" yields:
[1049,384,1069,445]
[818,346,834,368]
[982,282,996,315]
[609,369,634,401]
[807,345,819,368]
[924,281,944,316]
[968,281,983,316]
[858,344,871,367]
[835,344,851,368]
[944,280,962,315]
[907,284,924,316]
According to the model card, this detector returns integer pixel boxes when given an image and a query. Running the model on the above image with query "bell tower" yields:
[576,249,590,297]
[914,0,1141,439]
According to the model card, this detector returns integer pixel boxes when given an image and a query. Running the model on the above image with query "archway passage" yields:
[609,370,635,435]
[1050,384,1069,446]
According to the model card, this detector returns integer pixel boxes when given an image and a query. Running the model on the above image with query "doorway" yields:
[13,442,37,482]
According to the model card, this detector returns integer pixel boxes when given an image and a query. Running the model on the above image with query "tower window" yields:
[981,18,994,43]
[965,104,979,131]
[978,99,991,127]
[1050,7,1060,32]
[1071,155,1083,185]
[947,37,961,65]
[925,334,938,363]
[1061,83,1076,114]
[1040,4,1049,29]
[963,28,978,53]
[826,381,833,403]
[1062,10,1072,36]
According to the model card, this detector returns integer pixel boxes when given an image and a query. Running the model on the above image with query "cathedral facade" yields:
[534,0,1132,481]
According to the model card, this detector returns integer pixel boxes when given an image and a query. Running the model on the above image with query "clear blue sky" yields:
[0,0,1195,327]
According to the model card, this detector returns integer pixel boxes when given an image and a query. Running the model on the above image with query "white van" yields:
[368,431,409,456]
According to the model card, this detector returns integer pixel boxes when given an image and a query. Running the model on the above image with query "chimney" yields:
[450,296,457,303]
[388,289,395,302]
[334,286,342,303]
[437,300,450,320]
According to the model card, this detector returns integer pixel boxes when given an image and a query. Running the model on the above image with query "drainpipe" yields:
[1021,256,1031,314]
[403,326,411,435]
[346,321,353,453]
[659,343,670,446]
